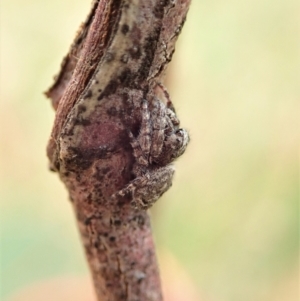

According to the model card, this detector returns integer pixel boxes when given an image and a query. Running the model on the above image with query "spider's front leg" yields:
[114,165,175,210]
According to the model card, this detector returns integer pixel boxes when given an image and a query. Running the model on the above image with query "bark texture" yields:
[46,0,191,300]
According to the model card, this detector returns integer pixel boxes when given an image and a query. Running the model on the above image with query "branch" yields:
[46,0,191,300]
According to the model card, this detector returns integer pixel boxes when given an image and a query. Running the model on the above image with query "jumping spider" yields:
[113,96,189,210]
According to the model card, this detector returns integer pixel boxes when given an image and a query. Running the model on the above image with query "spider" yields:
[112,96,189,210]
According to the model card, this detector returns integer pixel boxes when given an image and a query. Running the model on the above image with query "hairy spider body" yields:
[113,95,189,210]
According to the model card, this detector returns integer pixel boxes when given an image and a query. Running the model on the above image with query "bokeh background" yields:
[1,0,299,300]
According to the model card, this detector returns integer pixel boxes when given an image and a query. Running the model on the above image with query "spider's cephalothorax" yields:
[113,96,189,210]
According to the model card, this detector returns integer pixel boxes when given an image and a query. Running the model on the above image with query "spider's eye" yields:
[171,128,190,159]
[176,129,184,136]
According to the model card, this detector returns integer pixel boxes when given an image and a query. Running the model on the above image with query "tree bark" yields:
[46,0,190,300]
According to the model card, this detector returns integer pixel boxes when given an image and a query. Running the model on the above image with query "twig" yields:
[46,0,190,300]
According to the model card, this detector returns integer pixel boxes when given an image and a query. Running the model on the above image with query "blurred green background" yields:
[1,0,299,300]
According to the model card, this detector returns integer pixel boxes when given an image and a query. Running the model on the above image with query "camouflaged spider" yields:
[112,97,189,210]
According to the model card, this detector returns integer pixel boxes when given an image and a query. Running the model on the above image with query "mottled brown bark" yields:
[46,0,190,300]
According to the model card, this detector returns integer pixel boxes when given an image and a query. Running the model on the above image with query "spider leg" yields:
[112,165,175,210]
[131,165,175,209]
[138,99,152,159]
[149,98,166,162]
